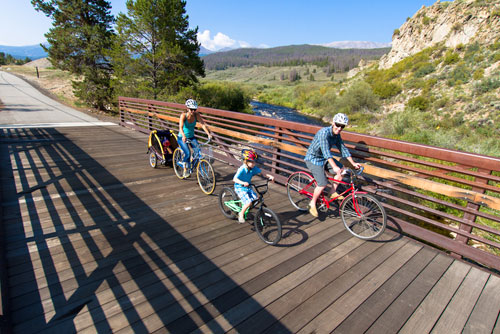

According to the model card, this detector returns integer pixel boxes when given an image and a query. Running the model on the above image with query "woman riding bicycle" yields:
[304,113,361,217]
[178,99,212,178]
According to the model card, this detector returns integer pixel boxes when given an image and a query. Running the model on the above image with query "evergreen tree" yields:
[111,0,204,99]
[32,0,115,110]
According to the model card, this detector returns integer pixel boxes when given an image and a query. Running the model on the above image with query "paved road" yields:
[0,70,116,128]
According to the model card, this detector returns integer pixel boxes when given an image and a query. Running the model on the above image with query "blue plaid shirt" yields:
[304,126,351,166]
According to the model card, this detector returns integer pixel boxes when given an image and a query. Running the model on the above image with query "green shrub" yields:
[474,77,500,94]
[393,29,400,36]
[194,82,252,113]
[422,16,431,25]
[333,81,379,113]
[414,62,436,77]
[444,51,460,65]
[473,68,484,80]
[372,82,402,99]
[492,8,500,18]
[452,22,463,32]
[407,95,429,111]
[447,64,472,86]
[491,52,500,62]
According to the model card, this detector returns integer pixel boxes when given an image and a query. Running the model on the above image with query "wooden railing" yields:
[118,96,500,272]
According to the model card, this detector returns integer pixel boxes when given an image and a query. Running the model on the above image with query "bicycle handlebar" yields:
[343,165,364,177]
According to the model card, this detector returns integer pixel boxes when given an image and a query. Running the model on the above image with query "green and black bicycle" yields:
[218,179,282,245]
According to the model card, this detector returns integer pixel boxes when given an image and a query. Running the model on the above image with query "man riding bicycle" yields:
[304,112,361,217]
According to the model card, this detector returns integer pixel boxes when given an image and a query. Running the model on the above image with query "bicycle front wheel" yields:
[197,159,216,195]
[218,187,238,219]
[254,207,281,245]
[172,148,185,179]
[287,171,316,211]
[340,194,387,240]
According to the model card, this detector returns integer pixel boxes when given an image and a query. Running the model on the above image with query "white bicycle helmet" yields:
[333,113,349,126]
[185,99,198,110]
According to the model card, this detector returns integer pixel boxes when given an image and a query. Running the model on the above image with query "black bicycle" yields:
[218,179,282,245]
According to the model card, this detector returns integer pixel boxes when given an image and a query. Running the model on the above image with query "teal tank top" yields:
[181,117,196,139]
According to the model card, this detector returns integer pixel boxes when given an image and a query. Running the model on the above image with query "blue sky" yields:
[1,0,440,49]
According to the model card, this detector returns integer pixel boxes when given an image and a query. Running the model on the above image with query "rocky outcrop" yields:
[379,0,500,69]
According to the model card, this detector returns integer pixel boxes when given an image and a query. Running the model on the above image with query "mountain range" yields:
[0,41,391,60]
[0,44,48,60]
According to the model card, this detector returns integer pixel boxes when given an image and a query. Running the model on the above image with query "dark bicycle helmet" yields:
[242,149,258,162]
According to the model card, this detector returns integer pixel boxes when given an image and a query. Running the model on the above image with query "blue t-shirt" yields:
[234,164,261,190]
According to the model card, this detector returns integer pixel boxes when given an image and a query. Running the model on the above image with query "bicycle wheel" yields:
[218,187,238,219]
[287,171,316,211]
[254,207,282,245]
[149,151,157,168]
[340,193,387,240]
[172,148,185,179]
[197,159,216,195]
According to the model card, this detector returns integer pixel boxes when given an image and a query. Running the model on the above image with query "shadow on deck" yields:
[1,125,499,334]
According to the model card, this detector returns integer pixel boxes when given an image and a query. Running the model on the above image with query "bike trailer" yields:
[147,129,178,167]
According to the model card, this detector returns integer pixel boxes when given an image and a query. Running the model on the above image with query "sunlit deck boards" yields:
[1,125,499,333]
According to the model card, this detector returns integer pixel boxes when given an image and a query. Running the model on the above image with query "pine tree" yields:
[32,0,115,110]
[111,0,204,99]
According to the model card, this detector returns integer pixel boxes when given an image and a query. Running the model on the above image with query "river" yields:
[250,100,328,126]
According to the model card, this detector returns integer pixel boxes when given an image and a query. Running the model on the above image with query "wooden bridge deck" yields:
[1,125,499,334]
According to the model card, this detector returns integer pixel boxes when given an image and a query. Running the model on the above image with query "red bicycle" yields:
[286,166,387,240]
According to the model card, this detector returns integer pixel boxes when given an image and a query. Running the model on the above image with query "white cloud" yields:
[197,30,252,51]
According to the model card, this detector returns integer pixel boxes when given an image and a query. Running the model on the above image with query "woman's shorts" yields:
[305,159,343,187]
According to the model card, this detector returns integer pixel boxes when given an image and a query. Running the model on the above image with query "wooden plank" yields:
[398,260,470,334]
[365,252,454,333]
[462,274,500,334]
[107,223,346,334]
[45,217,338,333]
[332,246,438,334]
[431,266,490,333]
[261,237,410,334]
[296,241,423,334]
[176,231,365,334]
[223,233,394,334]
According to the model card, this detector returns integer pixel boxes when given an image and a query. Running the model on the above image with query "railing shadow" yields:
[1,127,293,333]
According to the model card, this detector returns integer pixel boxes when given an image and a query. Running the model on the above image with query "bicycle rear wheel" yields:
[149,151,157,168]
[254,207,281,245]
[287,171,316,211]
[172,148,185,179]
[218,187,238,219]
[197,159,216,195]
[340,193,387,240]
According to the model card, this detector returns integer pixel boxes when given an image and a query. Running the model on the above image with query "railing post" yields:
[452,168,491,258]
[119,98,124,125]
[148,103,154,131]
[271,127,282,174]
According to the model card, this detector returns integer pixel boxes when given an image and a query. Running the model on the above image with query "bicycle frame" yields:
[299,169,368,211]
[184,138,210,172]
[225,182,268,218]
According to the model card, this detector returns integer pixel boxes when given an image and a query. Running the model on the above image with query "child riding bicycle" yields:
[178,99,212,178]
[304,113,361,218]
[233,149,274,223]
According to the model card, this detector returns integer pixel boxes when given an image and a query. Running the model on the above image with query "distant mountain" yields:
[199,46,215,57]
[202,44,390,71]
[322,41,392,49]
[0,44,48,60]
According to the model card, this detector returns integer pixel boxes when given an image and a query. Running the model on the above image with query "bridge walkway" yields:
[1,125,499,334]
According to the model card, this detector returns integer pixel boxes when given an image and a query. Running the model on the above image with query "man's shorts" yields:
[235,186,258,205]
[305,159,343,187]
